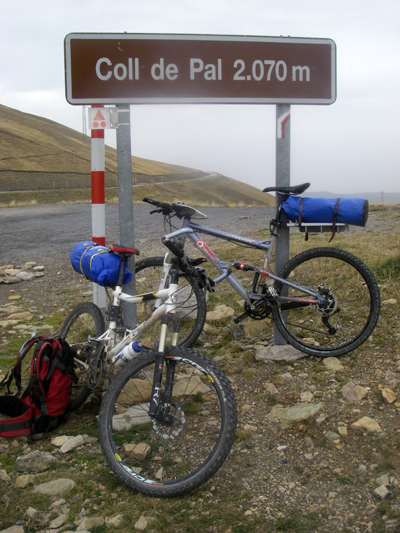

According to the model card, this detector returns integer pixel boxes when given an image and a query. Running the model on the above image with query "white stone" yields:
[376,473,390,486]
[14,474,35,488]
[60,435,84,453]
[0,469,11,482]
[264,382,279,394]
[206,304,235,321]
[266,403,323,428]
[107,515,124,527]
[49,513,68,529]
[382,388,397,404]
[351,416,382,433]
[26,507,39,518]
[342,382,360,402]
[77,517,105,531]
[374,484,390,499]
[33,478,76,496]
[16,450,55,473]
[300,391,314,403]
[322,357,344,372]
[16,271,35,281]
[134,516,148,530]
[0,526,25,533]
[51,435,71,447]
[255,344,306,362]
[382,298,397,305]
[124,442,151,459]
[112,405,151,431]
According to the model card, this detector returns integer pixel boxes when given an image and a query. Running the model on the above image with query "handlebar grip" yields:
[143,197,161,206]
[143,197,173,215]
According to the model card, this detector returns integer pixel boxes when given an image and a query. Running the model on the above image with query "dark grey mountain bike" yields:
[138,182,380,358]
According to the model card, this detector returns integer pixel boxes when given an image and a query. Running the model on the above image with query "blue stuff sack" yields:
[282,197,369,227]
[70,241,132,287]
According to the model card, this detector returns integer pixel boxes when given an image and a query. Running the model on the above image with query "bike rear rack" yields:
[287,222,348,234]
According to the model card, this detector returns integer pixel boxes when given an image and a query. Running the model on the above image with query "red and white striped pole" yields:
[90,105,106,308]
[91,106,106,247]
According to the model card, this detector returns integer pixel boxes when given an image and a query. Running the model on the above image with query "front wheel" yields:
[59,302,106,411]
[134,256,207,348]
[272,247,380,357]
[98,347,237,497]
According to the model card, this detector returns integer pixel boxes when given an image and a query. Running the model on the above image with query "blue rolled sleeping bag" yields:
[282,197,369,227]
[70,241,132,287]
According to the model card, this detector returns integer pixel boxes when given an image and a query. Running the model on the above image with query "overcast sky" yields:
[1,0,399,194]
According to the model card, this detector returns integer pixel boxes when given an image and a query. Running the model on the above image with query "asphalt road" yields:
[0,203,275,264]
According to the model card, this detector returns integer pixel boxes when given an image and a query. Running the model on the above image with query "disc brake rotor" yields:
[153,406,185,439]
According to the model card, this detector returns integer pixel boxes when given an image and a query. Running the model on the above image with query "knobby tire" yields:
[98,347,237,497]
[272,247,380,357]
[59,302,106,411]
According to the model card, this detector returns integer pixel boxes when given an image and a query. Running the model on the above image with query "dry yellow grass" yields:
[0,104,274,207]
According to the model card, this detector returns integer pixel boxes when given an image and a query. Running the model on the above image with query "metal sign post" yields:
[274,104,291,344]
[116,105,137,328]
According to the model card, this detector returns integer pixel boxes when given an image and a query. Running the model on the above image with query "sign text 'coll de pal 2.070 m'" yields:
[64,34,336,105]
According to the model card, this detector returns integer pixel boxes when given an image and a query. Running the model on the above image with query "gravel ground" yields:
[1,205,400,532]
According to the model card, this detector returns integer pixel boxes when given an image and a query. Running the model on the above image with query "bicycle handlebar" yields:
[143,197,173,215]
[143,197,207,220]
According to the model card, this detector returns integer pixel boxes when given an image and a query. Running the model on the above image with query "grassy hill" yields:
[0,104,273,207]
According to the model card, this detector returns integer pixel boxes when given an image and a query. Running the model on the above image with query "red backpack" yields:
[0,336,76,438]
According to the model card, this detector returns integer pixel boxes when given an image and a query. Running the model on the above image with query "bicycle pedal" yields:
[226,324,245,340]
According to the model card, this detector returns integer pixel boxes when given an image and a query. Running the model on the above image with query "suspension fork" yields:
[148,273,180,419]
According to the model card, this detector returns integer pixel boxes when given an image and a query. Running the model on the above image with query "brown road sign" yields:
[65,34,336,105]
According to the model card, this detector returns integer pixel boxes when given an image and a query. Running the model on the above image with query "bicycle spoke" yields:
[99,348,237,496]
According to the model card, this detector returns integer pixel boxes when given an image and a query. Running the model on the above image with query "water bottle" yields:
[112,340,143,366]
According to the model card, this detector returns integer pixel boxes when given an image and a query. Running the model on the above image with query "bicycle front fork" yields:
[148,312,179,419]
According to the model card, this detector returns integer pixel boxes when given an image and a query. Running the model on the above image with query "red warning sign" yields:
[88,107,111,129]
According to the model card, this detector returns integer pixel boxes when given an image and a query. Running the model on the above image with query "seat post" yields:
[116,254,129,287]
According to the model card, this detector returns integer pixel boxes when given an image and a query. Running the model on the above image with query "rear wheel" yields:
[272,247,380,357]
[134,256,207,348]
[98,347,237,497]
[59,302,106,411]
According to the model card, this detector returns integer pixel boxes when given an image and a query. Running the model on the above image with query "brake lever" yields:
[150,209,163,215]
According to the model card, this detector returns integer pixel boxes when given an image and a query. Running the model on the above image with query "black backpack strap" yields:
[51,338,77,378]
[329,198,341,242]
[0,336,42,396]
[0,396,33,436]
[43,340,62,382]
[32,382,49,417]
[21,338,55,414]
[298,197,304,226]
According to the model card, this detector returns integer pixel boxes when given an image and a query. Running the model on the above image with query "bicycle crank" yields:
[87,344,105,389]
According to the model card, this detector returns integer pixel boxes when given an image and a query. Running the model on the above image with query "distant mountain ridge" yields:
[0,104,273,207]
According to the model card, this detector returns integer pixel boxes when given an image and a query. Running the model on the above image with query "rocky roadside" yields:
[0,206,399,532]
[1,299,400,532]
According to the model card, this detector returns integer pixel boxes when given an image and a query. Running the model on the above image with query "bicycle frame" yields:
[95,283,181,363]
[161,219,320,307]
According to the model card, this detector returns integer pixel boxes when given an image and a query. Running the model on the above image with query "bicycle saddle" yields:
[263,182,310,195]
[109,243,140,256]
